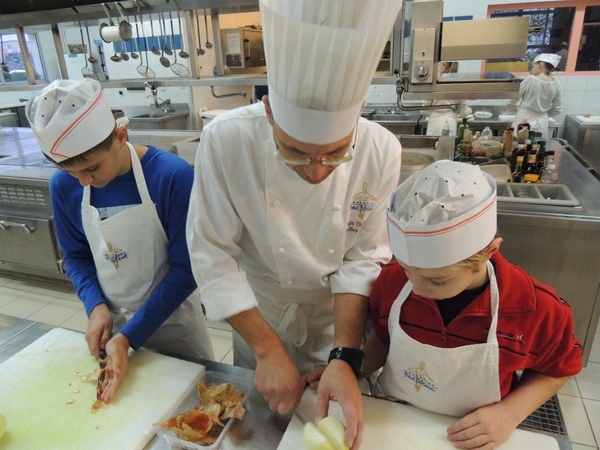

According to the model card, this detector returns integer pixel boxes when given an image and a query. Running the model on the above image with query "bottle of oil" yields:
[503,127,514,160]
[510,144,527,173]
[523,149,540,183]
[511,155,525,182]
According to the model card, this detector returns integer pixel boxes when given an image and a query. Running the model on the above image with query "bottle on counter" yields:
[511,155,525,182]
[540,163,559,184]
[480,126,493,140]
[536,140,547,171]
[516,123,530,144]
[457,117,469,143]
[503,127,514,160]
[523,149,540,183]
[510,143,528,172]
[473,131,481,140]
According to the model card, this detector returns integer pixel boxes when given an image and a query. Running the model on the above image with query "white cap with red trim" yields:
[25,78,115,163]
[387,160,497,269]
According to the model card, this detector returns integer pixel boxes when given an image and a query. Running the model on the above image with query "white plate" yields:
[474,111,493,119]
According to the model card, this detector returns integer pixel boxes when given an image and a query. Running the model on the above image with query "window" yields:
[577,5,600,70]
[491,7,575,70]
[0,32,45,83]
[490,2,600,73]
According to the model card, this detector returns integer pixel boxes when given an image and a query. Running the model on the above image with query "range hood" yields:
[398,0,529,101]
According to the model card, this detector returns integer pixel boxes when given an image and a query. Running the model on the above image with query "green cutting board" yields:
[0,328,205,449]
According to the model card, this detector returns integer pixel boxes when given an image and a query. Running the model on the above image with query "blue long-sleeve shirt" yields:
[49,146,197,349]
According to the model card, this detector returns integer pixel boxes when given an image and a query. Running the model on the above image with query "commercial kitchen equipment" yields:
[397,0,530,102]
[220,26,265,71]
[0,315,574,450]
[563,114,600,171]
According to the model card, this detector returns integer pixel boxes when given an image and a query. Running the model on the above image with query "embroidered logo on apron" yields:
[403,361,438,392]
[347,182,377,232]
[104,242,128,269]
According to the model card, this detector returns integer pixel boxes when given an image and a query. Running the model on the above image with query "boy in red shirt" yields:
[365,160,582,449]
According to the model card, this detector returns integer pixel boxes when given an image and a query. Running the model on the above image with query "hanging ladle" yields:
[158,13,171,67]
[85,23,98,64]
[176,10,189,59]
[203,9,213,49]
[161,13,173,56]
[79,21,98,79]
[195,10,205,56]
[129,16,139,59]
[135,2,156,78]
[149,13,160,56]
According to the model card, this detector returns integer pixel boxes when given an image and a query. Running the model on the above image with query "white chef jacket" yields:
[187,102,402,323]
[425,99,470,136]
[507,75,562,138]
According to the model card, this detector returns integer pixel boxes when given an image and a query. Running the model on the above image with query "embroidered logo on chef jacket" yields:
[104,243,128,269]
[404,361,438,392]
[347,182,377,232]
[492,328,525,344]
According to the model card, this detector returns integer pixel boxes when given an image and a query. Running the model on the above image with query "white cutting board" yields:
[0,328,205,450]
[278,389,559,450]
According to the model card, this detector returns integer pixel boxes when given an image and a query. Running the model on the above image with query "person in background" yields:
[186,0,402,448]
[425,62,471,136]
[507,53,563,139]
[556,42,568,71]
[363,160,582,449]
[26,79,214,403]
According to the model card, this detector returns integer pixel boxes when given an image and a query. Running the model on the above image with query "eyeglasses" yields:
[273,119,358,166]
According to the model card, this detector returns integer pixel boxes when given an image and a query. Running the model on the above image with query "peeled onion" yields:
[303,422,335,450]
[316,417,349,450]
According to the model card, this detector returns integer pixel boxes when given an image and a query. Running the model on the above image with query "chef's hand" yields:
[316,360,364,450]
[86,303,113,359]
[255,347,304,415]
[447,402,518,449]
[303,365,326,390]
[99,333,130,404]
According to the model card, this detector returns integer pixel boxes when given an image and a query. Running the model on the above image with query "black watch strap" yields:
[328,347,365,378]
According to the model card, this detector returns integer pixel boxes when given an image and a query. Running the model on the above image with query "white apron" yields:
[426,110,457,136]
[511,106,549,138]
[377,261,501,417]
[81,143,213,360]
[233,274,334,374]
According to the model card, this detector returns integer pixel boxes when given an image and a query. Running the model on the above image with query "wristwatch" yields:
[328,347,365,378]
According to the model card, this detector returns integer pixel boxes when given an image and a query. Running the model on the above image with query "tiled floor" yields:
[0,273,598,449]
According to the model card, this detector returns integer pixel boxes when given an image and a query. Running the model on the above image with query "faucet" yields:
[145,81,171,109]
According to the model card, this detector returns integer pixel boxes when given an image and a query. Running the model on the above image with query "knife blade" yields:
[96,349,107,400]
[293,406,309,425]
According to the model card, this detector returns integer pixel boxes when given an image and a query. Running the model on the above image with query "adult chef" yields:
[507,53,563,138]
[425,62,471,136]
[26,79,214,403]
[186,0,402,448]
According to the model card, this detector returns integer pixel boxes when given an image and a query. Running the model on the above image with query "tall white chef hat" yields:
[387,160,497,269]
[25,78,115,163]
[533,53,561,69]
[259,0,402,145]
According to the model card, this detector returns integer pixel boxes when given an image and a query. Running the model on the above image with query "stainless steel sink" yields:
[128,111,189,130]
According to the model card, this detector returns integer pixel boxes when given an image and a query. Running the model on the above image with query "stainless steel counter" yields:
[0,315,572,450]
[497,140,600,365]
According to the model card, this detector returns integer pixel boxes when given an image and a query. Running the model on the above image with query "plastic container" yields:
[156,371,253,450]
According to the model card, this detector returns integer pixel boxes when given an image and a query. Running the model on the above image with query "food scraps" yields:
[156,381,246,446]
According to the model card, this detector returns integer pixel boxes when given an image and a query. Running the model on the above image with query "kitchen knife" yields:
[293,406,309,425]
[96,349,107,400]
